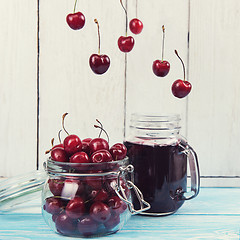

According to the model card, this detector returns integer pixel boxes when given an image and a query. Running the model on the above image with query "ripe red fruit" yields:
[63,134,82,155]
[89,54,110,75]
[55,213,77,235]
[118,36,135,52]
[89,138,109,154]
[51,147,68,162]
[90,201,111,223]
[77,216,98,236]
[66,12,85,30]
[104,214,120,230]
[48,179,64,196]
[172,79,192,98]
[66,197,85,219]
[108,196,127,215]
[70,151,90,163]
[129,18,143,34]
[110,143,127,161]
[82,138,92,154]
[152,60,170,77]
[43,197,63,215]
[91,150,113,163]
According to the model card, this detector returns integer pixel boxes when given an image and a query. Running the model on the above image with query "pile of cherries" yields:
[43,114,130,237]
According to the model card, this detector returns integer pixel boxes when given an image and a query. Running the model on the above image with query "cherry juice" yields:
[124,141,187,215]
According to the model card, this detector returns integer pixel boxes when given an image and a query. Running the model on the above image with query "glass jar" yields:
[124,114,200,216]
[42,157,150,237]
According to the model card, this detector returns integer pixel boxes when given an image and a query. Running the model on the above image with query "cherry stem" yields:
[136,0,138,18]
[58,129,62,144]
[94,125,109,143]
[94,19,101,55]
[95,119,103,137]
[120,0,128,36]
[51,138,54,147]
[175,50,186,81]
[62,113,70,135]
[162,25,165,62]
[73,0,78,13]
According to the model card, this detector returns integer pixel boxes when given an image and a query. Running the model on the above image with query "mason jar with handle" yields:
[124,113,200,216]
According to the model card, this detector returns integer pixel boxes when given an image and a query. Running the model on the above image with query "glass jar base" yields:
[139,210,176,217]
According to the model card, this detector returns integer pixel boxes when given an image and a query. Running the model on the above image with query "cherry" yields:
[52,143,64,150]
[89,189,109,202]
[104,214,120,230]
[152,60,170,77]
[82,138,92,154]
[110,143,127,161]
[91,150,113,163]
[50,147,68,162]
[66,0,85,30]
[172,50,192,98]
[107,196,127,215]
[66,196,85,219]
[153,25,170,77]
[43,197,63,215]
[129,18,143,34]
[48,178,64,196]
[55,213,77,235]
[90,201,111,223]
[118,36,134,53]
[77,216,98,236]
[118,0,135,53]
[89,19,110,75]
[89,138,109,154]
[64,135,82,156]
[70,151,90,163]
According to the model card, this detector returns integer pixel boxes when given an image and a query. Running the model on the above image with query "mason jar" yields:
[42,157,150,237]
[124,114,200,216]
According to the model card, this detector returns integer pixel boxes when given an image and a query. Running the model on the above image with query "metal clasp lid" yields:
[114,165,151,215]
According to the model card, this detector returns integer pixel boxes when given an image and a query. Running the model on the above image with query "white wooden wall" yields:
[0,0,240,187]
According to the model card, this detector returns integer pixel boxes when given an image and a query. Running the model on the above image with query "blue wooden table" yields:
[0,188,240,239]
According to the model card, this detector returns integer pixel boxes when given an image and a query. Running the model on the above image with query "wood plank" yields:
[126,0,189,137]
[38,0,126,168]
[188,0,240,178]
[0,1,37,177]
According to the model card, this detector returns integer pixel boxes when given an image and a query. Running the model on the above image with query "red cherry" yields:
[70,151,90,163]
[77,216,98,236]
[48,179,64,196]
[66,12,85,30]
[66,197,85,219]
[52,143,64,150]
[43,197,63,215]
[104,214,120,230]
[50,147,68,162]
[55,213,77,235]
[89,138,109,154]
[172,79,192,98]
[82,138,92,154]
[90,201,111,223]
[108,196,127,215]
[152,60,170,77]
[129,18,143,34]
[89,189,109,202]
[85,170,103,190]
[118,36,134,52]
[63,134,82,156]
[89,54,110,75]
[110,143,127,161]
[91,150,113,163]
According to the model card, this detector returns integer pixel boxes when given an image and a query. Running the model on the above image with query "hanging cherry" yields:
[66,0,85,30]
[89,19,110,75]
[152,25,170,77]
[118,0,135,52]
[172,50,192,98]
[129,0,143,34]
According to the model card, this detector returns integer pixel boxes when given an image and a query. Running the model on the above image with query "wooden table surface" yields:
[0,188,240,240]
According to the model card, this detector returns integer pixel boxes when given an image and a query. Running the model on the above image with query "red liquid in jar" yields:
[124,141,187,214]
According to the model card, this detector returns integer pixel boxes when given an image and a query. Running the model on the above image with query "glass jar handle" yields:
[114,165,151,215]
[179,140,200,200]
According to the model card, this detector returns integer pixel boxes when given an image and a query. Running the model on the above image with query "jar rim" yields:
[130,113,181,122]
